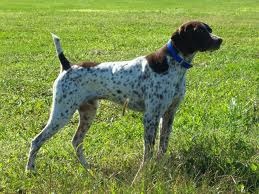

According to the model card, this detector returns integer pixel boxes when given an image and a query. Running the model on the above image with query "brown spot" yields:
[146,45,169,74]
[77,61,100,68]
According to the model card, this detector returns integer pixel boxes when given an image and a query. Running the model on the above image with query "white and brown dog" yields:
[26,21,222,171]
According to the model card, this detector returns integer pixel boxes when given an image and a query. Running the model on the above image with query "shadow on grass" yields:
[169,141,258,193]
[94,137,258,193]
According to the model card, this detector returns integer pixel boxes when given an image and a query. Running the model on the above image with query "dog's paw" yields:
[25,164,37,175]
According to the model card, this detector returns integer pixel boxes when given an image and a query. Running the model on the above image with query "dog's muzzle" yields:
[210,34,223,50]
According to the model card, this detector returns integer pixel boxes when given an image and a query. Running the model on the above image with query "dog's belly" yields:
[127,99,145,112]
[102,90,145,112]
[111,97,145,112]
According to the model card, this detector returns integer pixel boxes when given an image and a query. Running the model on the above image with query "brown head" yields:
[171,21,223,56]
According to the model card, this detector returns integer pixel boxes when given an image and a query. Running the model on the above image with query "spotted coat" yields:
[26,21,222,171]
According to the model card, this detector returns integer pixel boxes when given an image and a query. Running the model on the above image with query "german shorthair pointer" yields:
[26,21,222,171]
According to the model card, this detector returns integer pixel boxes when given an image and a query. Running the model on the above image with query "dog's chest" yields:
[144,67,186,110]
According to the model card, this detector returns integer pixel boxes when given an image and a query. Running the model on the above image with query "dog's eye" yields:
[202,23,212,33]
[206,26,212,33]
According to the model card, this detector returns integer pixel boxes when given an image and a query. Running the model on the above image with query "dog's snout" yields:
[211,34,223,44]
[218,38,223,44]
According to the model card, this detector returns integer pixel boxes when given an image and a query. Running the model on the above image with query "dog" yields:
[26,21,222,171]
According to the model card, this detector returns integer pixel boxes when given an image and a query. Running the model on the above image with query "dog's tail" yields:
[51,33,71,71]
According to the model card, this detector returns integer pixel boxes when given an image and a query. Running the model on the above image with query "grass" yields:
[0,0,258,193]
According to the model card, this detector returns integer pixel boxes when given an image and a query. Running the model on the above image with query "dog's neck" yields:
[174,51,196,68]
[175,49,196,63]
[145,42,196,74]
[166,40,196,69]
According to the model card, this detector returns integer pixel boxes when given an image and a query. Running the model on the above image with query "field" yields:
[0,0,258,193]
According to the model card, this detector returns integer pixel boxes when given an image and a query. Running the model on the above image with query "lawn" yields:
[0,0,258,193]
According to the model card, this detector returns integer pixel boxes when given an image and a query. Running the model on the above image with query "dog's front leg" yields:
[158,98,181,158]
[132,110,160,185]
[143,111,161,162]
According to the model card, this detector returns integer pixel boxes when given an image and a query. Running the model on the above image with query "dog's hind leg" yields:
[72,100,98,169]
[26,93,77,171]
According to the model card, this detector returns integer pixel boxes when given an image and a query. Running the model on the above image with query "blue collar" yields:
[166,40,192,69]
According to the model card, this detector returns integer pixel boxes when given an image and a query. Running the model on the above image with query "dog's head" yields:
[171,21,223,56]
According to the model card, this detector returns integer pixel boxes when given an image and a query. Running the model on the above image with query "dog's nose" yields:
[218,38,223,44]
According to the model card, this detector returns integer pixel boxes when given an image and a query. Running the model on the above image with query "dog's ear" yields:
[178,25,185,36]
[171,30,181,43]
[178,24,190,37]
[178,23,197,37]
[171,22,193,41]
[171,22,200,56]
[171,28,190,55]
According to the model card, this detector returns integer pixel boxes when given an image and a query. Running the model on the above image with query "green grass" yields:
[0,0,258,193]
